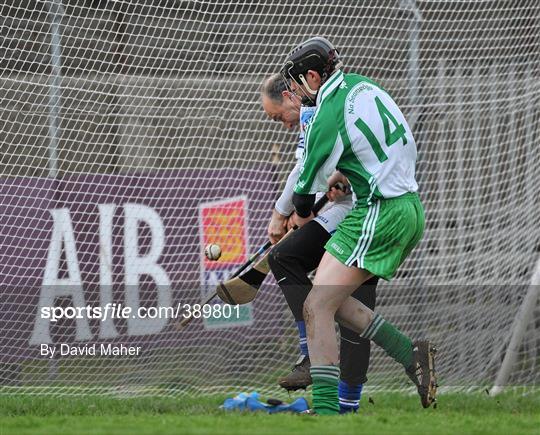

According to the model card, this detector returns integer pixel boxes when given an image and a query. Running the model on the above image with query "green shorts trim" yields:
[325,192,425,280]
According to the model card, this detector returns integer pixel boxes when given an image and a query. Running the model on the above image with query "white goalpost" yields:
[490,257,540,395]
[0,1,539,396]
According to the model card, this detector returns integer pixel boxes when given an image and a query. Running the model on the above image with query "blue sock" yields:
[338,380,362,414]
[296,321,308,356]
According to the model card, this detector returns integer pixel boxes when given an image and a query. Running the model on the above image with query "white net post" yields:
[490,258,540,395]
[46,0,63,179]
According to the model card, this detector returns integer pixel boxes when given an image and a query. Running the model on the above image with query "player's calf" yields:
[361,314,437,408]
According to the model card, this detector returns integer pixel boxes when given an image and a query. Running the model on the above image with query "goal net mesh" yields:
[1,0,539,396]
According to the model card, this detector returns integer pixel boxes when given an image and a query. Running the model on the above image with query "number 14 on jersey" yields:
[355,96,408,163]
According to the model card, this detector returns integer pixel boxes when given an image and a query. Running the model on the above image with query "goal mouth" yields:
[0,1,539,396]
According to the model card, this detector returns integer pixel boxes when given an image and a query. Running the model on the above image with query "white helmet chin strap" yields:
[281,62,318,105]
[298,73,318,96]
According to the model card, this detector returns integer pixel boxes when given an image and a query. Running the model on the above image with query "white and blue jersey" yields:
[274,105,354,234]
[295,106,317,160]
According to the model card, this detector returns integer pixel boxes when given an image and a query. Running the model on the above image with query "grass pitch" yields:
[1,390,539,434]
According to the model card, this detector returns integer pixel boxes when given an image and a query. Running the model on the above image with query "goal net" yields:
[1,0,539,396]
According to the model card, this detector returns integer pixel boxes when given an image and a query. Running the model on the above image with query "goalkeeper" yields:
[261,73,378,414]
[281,37,437,414]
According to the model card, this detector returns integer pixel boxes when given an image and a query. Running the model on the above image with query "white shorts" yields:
[313,193,354,234]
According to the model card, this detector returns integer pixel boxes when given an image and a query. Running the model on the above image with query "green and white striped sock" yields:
[362,313,413,368]
[310,365,340,415]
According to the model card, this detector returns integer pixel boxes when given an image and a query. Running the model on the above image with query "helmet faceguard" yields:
[280,37,342,105]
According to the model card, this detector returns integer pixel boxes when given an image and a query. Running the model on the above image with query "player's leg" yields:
[306,195,435,414]
[267,220,330,389]
[320,204,379,412]
[268,202,379,394]
[338,277,377,413]
[334,267,437,410]
[304,256,371,414]
[307,255,421,414]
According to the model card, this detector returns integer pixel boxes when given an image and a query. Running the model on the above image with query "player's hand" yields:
[292,212,314,228]
[286,213,297,231]
[327,171,350,201]
[268,209,288,244]
[327,185,347,202]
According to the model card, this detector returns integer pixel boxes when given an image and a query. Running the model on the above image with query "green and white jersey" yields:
[294,70,418,205]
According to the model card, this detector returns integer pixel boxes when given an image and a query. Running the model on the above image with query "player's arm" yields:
[274,160,302,216]
[292,114,340,226]
[291,193,316,227]
[269,103,320,239]
[268,161,302,243]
